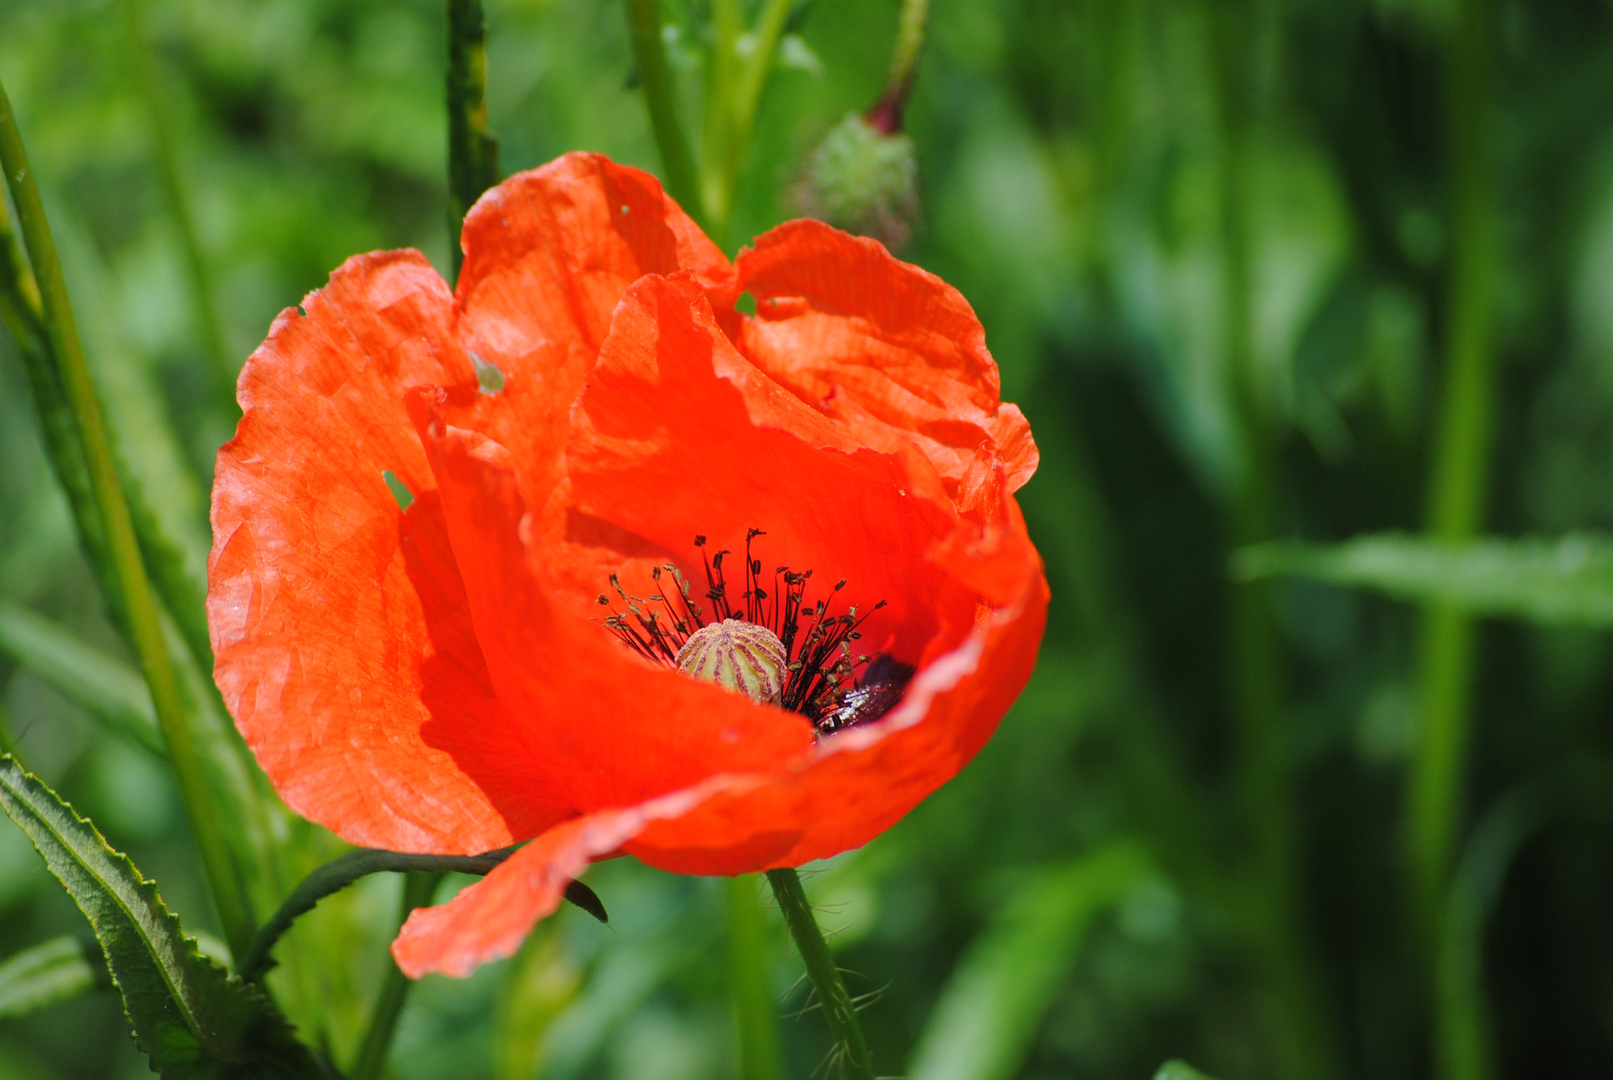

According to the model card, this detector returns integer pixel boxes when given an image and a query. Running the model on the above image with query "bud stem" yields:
[447,0,501,282]
[764,867,875,1080]
[867,0,930,134]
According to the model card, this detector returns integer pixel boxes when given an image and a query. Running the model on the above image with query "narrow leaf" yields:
[909,842,1158,1080]
[1233,533,1613,627]
[0,755,322,1078]
[0,603,163,755]
[0,935,105,1018]
[1154,1062,1219,1080]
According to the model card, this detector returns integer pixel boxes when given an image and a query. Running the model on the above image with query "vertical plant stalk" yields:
[700,0,742,236]
[726,875,784,1080]
[350,872,441,1080]
[764,868,873,1080]
[1416,0,1497,1075]
[1212,8,1340,1079]
[117,0,235,408]
[0,696,16,756]
[0,75,254,963]
[446,0,501,282]
[625,0,704,227]
[700,0,792,243]
[0,200,120,616]
[867,0,929,134]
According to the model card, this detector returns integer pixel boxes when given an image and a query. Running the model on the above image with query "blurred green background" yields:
[3,0,1613,1077]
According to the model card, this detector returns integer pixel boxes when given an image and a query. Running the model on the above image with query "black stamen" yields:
[597,530,906,734]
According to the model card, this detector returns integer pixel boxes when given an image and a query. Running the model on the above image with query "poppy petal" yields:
[390,807,646,979]
[209,251,550,852]
[624,508,1048,873]
[394,556,1045,978]
[411,396,817,818]
[447,152,735,516]
[565,273,972,667]
[734,220,1038,493]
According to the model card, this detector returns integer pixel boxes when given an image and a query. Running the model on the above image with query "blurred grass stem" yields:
[351,871,441,1080]
[117,0,235,411]
[0,74,254,963]
[726,875,783,1080]
[446,0,500,282]
[1416,0,1498,1076]
[0,196,118,612]
[765,867,873,1080]
[626,0,704,228]
[701,0,793,243]
[1213,7,1341,1077]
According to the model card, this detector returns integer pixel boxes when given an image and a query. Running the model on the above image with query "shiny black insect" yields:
[814,653,917,734]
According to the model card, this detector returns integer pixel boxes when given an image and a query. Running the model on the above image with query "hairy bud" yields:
[794,113,919,251]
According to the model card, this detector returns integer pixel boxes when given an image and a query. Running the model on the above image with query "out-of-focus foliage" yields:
[0,757,320,1078]
[1238,533,1613,626]
[2,0,1613,1078]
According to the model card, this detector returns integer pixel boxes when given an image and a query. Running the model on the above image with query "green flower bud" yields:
[795,113,919,251]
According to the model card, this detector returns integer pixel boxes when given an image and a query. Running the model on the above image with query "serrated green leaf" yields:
[0,935,105,1018]
[0,600,295,939]
[1154,1061,1219,1080]
[908,842,1158,1080]
[1233,533,1613,626]
[0,755,323,1079]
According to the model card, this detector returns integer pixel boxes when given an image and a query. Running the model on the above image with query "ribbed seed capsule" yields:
[675,619,787,705]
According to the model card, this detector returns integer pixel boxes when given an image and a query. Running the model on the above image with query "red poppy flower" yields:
[208,152,1047,979]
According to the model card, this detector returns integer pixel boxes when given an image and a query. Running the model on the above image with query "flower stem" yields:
[867,0,929,134]
[624,0,704,226]
[117,0,235,410]
[701,0,793,243]
[726,875,783,1080]
[350,871,442,1080]
[446,0,500,283]
[239,846,606,984]
[764,867,873,1080]
[1415,0,1497,1076]
[0,74,255,963]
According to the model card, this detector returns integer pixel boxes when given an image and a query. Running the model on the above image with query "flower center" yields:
[675,619,787,704]
[597,530,915,734]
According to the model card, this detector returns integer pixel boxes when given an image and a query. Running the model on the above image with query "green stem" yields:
[625,0,704,226]
[704,0,794,243]
[239,847,605,984]
[699,0,742,241]
[350,871,442,1080]
[867,0,929,133]
[726,876,783,1080]
[764,867,873,1080]
[117,0,235,409]
[0,74,254,962]
[446,0,500,283]
[241,849,506,983]
[0,197,118,617]
[1212,9,1339,1077]
[1415,0,1497,1075]
[0,695,16,757]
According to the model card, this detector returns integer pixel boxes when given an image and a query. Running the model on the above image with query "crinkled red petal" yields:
[734,219,1038,495]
